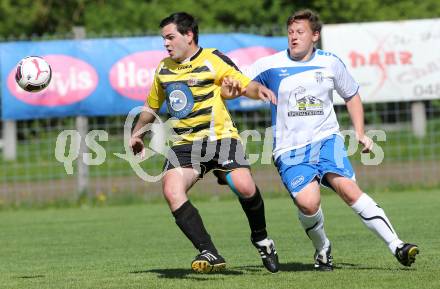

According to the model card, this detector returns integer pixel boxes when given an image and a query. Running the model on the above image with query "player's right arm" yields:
[130,104,159,155]
[130,65,165,155]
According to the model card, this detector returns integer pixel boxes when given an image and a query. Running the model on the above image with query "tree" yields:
[0,0,439,38]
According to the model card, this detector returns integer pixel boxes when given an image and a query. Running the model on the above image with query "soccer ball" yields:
[15,56,52,92]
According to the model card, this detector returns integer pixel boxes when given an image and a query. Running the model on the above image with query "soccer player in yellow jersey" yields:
[130,12,279,273]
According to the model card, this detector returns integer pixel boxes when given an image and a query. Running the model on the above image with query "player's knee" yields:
[162,186,188,211]
[299,205,320,215]
[162,183,183,202]
[296,199,320,215]
[226,171,256,198]
[234,181,256,198]
[236,187,256,198]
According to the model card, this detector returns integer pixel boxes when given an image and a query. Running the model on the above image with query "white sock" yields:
[298,207,330,251]
[351,193,403,254]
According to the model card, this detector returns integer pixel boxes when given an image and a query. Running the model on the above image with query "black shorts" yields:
[163,138,250,178]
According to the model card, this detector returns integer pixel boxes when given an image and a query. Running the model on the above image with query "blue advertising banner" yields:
[1,34,285,120]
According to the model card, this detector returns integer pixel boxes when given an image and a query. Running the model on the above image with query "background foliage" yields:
[1,0,440,38]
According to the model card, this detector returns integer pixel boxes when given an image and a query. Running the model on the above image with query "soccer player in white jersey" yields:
[222,9,419,270]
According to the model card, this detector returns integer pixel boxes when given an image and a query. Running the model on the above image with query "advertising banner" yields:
[322,18,440,103]
[1,34,285,120]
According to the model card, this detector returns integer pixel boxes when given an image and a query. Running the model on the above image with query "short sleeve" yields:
[147,64,165,109]
[211,50,251,89]
[332,57,359,99]
[246,59,266,86]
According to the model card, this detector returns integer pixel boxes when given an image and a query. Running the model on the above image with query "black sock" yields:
[172,200,218,254]
[238,187,268,242]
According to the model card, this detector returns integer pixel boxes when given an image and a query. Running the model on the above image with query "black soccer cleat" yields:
[395,243,419,267]
[252,238,280,273]
[191,250,226,273]
[314,245,333,271]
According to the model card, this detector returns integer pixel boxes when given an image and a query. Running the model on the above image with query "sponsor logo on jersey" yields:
[288,110,324,116]
[178,64,192,70]
[315,71,323,84]
[288,86,324,116]
[165,82,194,119]
[296,96,323,111]
[187,78,198,86]
[279,68,289,77]
[169,90,187,111]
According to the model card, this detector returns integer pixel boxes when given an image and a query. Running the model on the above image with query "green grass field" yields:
[1,189,439,289]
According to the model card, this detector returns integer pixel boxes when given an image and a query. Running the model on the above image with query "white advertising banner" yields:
[322,18,440,103]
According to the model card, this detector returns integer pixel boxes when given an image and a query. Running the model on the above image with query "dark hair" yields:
[286,9,322,33]
[159,12,199,44]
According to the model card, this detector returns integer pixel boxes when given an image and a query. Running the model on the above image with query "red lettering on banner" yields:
[348,52,366,68]
[384,52,396,65]
[109,51,167,101]
[369,52,381,66]
[349,51,413,68]
[399,51,412,64]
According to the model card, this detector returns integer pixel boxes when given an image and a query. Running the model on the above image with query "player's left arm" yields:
[241,81,276,104]
[345,94,373,153]
[221,76,276,104]
[214,50,276,104]
[220,76,243,99]
[333,56,373,153]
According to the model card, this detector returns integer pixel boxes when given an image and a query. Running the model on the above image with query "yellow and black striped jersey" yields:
[147,48,251,145]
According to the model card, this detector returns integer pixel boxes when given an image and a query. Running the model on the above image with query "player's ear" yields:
[184,30,194,45]
[312,31,320,43]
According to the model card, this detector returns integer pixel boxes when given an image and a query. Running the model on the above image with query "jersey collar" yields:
[286,48,317,63]
[181,47,203,63]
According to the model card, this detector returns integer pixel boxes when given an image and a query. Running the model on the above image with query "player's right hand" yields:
[130,136,145,156]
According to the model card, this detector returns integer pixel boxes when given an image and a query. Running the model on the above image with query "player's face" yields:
[287,20,320,61]
[161,23,194,62]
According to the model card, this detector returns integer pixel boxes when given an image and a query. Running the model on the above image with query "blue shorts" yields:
[275,134,356,198]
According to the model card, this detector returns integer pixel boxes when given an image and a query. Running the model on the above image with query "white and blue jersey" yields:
[247,49,359,160]
[247,49,359,196]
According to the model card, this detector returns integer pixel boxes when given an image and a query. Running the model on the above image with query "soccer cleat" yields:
[252,238,280,273]
[395,243,419,267]
[314,245,333,271]
[191,250,226,273]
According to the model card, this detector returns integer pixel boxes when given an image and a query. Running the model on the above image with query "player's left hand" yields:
[357,134,373,153]
[257,84,277,105]
[221,76,243,99]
